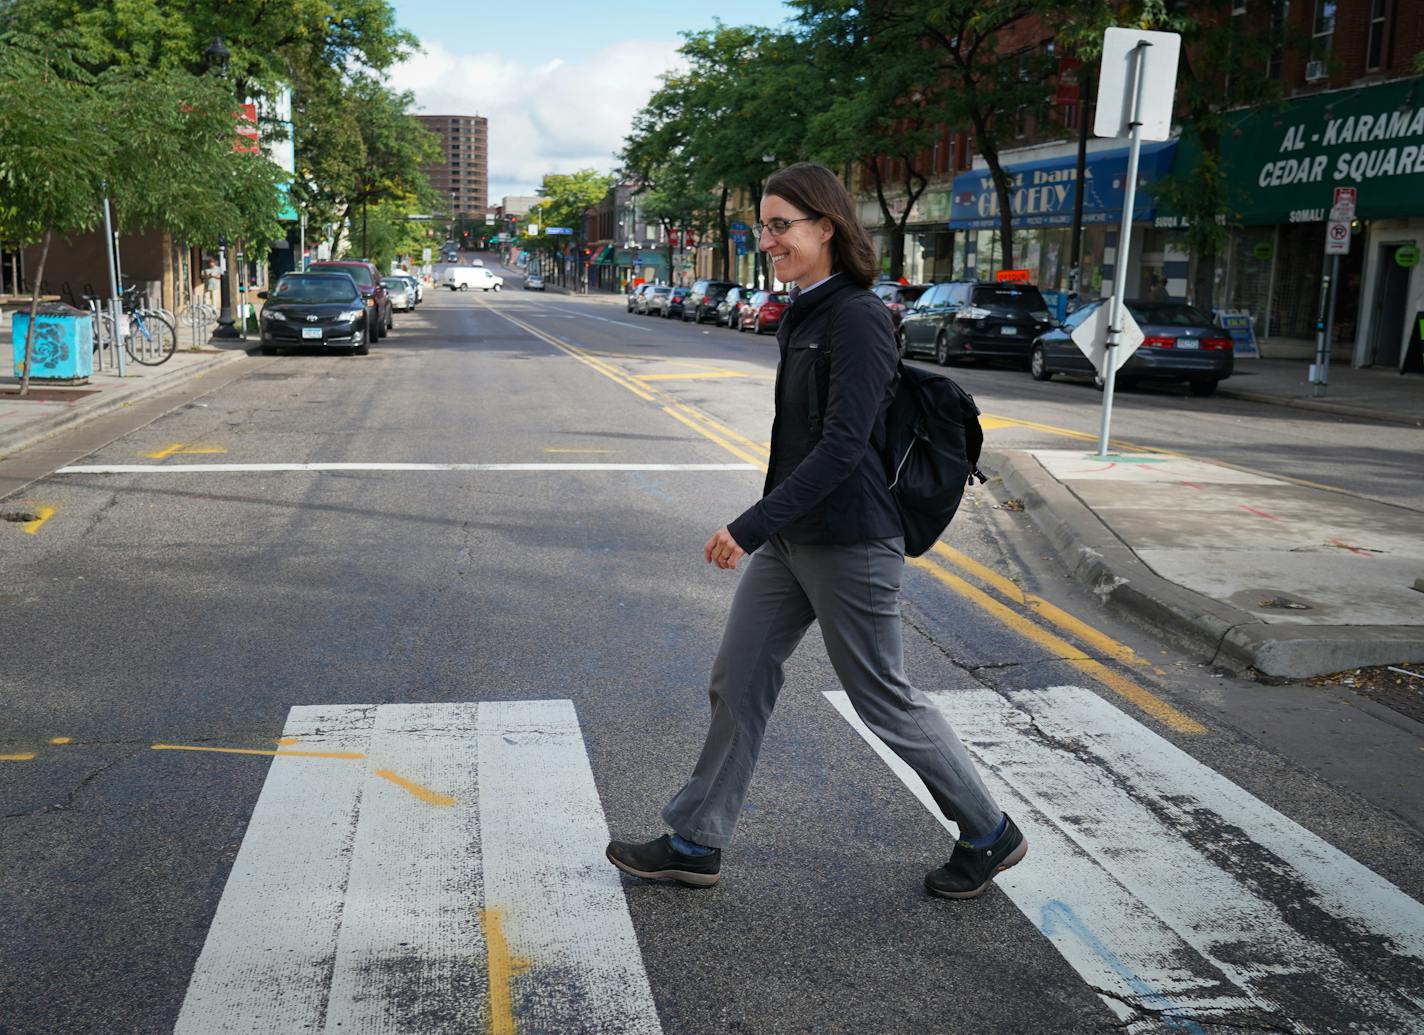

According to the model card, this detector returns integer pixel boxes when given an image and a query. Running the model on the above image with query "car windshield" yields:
[381,279,406,290]
[652,287,671,296]
[766,292,790,303]
[1127,301,1215,327]
[272,276,358,303]
[971,285,1048,310]
[316,264,373,287]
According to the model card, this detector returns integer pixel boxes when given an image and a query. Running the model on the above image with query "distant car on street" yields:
[715,286,754,328]
[1030,299,1234,396]
[737,290,790,334]
[627,284,653,312]
[525,272,545,291]
[395,274,423,304]
[663,286,690,319]
[873,282,930,349]
[899,280,1054,367]
[258,272,371,356]
[444,266,504,292]
[682,279,739,324]
[382,277,414,312]
[640,285,673,315]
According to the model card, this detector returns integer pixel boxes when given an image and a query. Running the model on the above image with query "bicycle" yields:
[88,288,177,366]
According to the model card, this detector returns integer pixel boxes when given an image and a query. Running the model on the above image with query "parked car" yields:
[1030,299,1234,396]
[382,277,414,312]
[737,290,791,334]
[682,279,739,323]
[640,285,673,315]
[395,273,423,304]
[662,286,690,319]
[714,287,753,327]
[308,259,391,338]
[444,266,504,292]
[626,284,652,312]
[258,272,371,355]
[899,280,1054,367]
[524,272,545,291]
[873,282,930,348]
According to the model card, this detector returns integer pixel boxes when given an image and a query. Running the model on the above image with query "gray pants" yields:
[662,535,1002,850]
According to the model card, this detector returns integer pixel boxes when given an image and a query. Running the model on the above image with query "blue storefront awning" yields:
[948,141,1178,230]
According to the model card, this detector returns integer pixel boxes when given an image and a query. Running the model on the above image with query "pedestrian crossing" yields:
[174,701,661,1035]
[827,686,1424,1034]
[176,694,1424,1034]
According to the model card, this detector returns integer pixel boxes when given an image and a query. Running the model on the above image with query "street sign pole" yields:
[1096,40,1151,458]
[1314,187,1356,397]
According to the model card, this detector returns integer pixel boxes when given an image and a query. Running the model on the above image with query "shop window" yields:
[1270,223,1326,339]
[1308,0,1335,76]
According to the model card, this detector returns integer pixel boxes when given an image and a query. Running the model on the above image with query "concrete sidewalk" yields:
[0,342,252,460]
[992,448,1424,679]
[1218,358,1423,427]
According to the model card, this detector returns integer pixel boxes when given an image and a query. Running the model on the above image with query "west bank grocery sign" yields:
[1222,77,1424,225]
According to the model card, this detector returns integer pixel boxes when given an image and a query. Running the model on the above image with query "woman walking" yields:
[606,163,1026,900]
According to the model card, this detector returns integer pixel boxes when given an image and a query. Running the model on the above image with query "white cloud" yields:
[391,37,686,205]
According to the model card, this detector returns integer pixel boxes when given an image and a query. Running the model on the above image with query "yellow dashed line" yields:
[0,753,36,762]
[662,407,768,470]
[151,744,365,760]
[22,507,55,534]
[145,443,228,460]
[634,371,749,382]
[144,443,186,459]
[482,908,531,1035]
[48,737,71,745]
[374,769,456,807]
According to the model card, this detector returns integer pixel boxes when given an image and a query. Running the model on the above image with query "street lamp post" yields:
[205,36,241,339]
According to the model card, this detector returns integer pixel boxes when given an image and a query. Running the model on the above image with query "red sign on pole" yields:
[1055,57,1083,106]
[996,268,1031,283]
[234,103,260,154]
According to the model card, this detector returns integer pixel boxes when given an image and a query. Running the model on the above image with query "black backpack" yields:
[805,303,986,556]
[881,362,986,556]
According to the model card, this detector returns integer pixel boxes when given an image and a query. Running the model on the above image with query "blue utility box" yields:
[11,305,93,383]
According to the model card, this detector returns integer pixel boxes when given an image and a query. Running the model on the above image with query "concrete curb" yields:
[984,448,1424,679]
[1215,386,1424,428]
[0,348,253,461]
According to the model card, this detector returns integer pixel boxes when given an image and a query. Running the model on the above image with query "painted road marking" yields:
[909,553,1205,735]
[634,371,749,381]
[21,506,55,534]
[175,701,661,1035]
[827,686,1424,1031]
[143,442,228,459]
[55,462,758,475]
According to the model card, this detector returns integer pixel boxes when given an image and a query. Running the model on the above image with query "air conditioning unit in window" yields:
[1305,59,1328,81]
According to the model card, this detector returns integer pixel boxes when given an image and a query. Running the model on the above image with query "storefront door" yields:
[1368,244,1411,368]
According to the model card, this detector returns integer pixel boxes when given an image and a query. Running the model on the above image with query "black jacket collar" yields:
[779,274,859,342]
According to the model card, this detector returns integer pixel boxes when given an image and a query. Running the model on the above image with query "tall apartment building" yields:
[416,114,488,216]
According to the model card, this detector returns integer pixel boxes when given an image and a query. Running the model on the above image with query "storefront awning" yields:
[1186,76,1424,226]
[590,244,614,264]
[948,141,1178,230]
[614,248,667,271]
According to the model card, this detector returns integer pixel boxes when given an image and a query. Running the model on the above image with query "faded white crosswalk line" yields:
[176,701,661,1035]
[826,686,1424,1034]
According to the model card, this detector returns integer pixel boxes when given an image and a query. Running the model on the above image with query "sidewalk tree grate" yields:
[0,387,101,402]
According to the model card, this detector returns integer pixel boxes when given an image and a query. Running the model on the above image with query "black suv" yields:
[899,281,1055,367]
[682,279,739,324]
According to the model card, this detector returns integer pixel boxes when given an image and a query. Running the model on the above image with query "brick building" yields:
[417,115,488,216]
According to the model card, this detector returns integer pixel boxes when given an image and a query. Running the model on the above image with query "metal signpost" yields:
[1313,187,1356,396]
[1091,27,1180,458]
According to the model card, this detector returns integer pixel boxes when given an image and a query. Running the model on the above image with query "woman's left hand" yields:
[703,527,746,570]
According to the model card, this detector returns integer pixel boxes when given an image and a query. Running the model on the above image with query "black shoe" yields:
[606,835,722,888]
[925,814,1027,900]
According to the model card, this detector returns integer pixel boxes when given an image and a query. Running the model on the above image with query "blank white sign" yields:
[1094,28,1181,142]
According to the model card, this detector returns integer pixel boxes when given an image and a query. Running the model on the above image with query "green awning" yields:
[1183,76,1424,225]
[591,244,614,264]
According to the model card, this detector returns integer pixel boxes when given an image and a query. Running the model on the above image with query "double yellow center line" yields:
[483,298,1205,736]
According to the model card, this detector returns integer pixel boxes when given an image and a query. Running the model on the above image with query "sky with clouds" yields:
[388,1,794,205]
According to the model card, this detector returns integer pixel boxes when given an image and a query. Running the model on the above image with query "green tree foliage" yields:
[0,32,286,391]
[793,1,954,279]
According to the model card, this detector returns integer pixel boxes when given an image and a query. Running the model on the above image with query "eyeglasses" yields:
[753,217,817,237]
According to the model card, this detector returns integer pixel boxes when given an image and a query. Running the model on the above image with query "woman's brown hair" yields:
[763,162,878,289]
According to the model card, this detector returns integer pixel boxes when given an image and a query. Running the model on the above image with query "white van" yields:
[444,266,504,292]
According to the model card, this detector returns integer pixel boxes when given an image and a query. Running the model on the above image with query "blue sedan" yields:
[1029,299,1235,396]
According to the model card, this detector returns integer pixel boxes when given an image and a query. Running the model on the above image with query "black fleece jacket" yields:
[726,275,902,555]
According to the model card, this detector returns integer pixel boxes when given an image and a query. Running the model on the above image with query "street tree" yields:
[529,170,615,284]
[793,1,953,280]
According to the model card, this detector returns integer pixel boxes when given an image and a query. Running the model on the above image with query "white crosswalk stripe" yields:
[826,686,1424,1034]
[175,701,661,1035]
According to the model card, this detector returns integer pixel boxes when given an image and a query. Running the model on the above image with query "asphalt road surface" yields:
[3,259,1421,1035]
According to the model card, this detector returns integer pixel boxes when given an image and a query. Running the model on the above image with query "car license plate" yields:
[302,327,322,339]
[1177,337,1200,349]
[1000,325,1019,336]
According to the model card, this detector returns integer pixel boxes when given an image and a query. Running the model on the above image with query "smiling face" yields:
[758,194,834,288]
